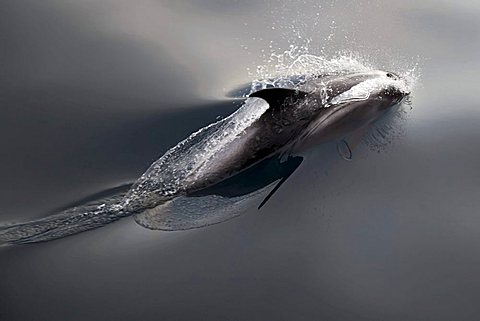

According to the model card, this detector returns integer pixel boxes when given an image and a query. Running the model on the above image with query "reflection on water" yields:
[1,0,480,320]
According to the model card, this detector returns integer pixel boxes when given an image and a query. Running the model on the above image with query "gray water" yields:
[1,1,480,320]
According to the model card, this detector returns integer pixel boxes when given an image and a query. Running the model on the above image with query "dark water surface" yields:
[1,1,480,320]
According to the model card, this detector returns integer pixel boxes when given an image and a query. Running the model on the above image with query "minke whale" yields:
[0,70,411,245]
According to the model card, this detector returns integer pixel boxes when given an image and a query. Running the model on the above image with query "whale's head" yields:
[324,70,411,107]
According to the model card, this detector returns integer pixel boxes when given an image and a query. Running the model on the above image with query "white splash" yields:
[251,52,373,92]
[250,46,419,104]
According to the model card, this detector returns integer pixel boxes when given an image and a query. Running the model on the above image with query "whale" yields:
[127,70,409,211]
[0,70,411,245]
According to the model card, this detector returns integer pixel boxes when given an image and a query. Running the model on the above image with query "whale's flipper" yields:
[337,125,370,161]
[190,155,303,209]
[189,155,303,198]
[249,88,308,110]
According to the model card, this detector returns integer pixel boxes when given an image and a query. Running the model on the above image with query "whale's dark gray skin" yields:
[127,70,409,211]
[0,70,410,245]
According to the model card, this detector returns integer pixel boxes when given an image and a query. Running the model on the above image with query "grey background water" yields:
[1,0,479,320]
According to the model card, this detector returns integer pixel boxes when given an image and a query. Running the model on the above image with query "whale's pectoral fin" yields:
[249,88,308,110]
[258,156,303,209]
[337,125,370,161]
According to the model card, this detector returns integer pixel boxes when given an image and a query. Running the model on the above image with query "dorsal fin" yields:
[249,88,308,110]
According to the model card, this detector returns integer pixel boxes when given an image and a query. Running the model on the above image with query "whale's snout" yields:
[384,71,411,103]
[385,85,409,104]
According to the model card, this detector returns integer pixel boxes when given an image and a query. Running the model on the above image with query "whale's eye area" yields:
[386,72,398,80]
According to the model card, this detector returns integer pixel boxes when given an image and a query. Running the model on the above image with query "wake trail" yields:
[0,193,128,245]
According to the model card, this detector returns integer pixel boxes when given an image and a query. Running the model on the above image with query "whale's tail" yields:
[0,192,129,246]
